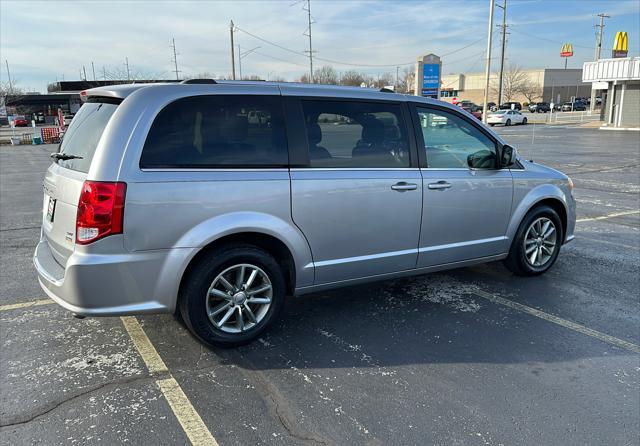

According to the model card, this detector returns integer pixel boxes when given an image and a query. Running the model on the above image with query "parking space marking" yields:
[474,290,640,354]
[577,209,640,223]
[0,299,53,312]
[121,316,218,446]
[121,316,169,374]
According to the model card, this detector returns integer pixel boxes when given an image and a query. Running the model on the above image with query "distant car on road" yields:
[528,102,550,113]
[459,103,482,119]
[63,114,75,126]
[487,109,527,126]
[499,101,522,111]
[12,116,29,127]
[457,100,480,112]
[561,102,586,112]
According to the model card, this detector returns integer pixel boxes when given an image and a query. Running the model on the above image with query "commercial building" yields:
[582,57,640,129]
[440,68,591,106]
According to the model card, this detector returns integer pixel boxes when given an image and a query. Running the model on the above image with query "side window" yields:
[301,100,410,168]
[416,107,498,169]
[140,95,287,168]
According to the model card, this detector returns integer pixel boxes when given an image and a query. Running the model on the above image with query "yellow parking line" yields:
[121,317,218,446]
[577,209,640,223]
[121,316,168,374]
[0,299,53,312]
[157,377,220,446]
[474,290,640,354]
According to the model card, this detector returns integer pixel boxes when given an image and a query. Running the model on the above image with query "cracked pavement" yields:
[1,125,639,445]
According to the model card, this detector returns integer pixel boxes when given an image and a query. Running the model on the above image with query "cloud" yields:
[0,0,638,91]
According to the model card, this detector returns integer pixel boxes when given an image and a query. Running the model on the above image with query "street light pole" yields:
[482,0,495,124]
[589,13,609,111]
[230,20,236,80]
[496,0,507,107]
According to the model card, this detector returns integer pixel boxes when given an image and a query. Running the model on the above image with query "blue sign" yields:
[422,63,440,98]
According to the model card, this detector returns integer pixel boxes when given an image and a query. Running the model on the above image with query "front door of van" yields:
[289,98,422,285]
[412,105,513,267]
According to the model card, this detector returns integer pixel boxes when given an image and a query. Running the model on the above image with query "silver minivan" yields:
[34,80,575,346]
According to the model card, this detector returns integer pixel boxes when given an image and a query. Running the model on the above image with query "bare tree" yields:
[1,80,24,114]
[313,65,338,85]
[373,72,395,89]
[491,64,528,102]
[339,70,366,87]
[520,80,542,103]
[399,66,415,94]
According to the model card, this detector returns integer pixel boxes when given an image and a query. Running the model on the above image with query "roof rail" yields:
[180,79,218,84]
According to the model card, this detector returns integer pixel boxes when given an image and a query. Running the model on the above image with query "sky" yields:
[1,0,639,92]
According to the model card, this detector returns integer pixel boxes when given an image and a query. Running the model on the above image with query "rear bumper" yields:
[33,239,192,316]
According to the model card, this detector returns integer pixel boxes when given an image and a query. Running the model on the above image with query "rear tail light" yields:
[76,181,126,244]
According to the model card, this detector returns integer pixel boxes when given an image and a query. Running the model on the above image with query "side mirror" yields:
[501,144,516,167]
[467,150,497,169]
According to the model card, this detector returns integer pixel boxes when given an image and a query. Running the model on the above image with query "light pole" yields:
[481,0,495,124]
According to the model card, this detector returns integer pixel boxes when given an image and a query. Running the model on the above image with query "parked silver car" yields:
[34,81,575,346]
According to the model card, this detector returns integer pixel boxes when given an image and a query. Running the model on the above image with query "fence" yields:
[548,110,602,124]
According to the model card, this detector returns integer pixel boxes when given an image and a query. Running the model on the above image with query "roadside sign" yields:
[612,31,628,58]
[560,43,573,57]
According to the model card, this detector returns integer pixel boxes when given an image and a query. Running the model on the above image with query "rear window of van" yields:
[56,98,119,173]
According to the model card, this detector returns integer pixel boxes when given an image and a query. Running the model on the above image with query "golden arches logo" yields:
[612,32,628,58]
[560,43,573,57]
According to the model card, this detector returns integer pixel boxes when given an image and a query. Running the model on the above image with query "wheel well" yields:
[180,232,297,298]
[533,198,567,240]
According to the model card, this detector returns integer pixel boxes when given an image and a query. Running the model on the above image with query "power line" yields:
[234,24,485,69]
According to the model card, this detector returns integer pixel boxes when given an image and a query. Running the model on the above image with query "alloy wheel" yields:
[205,263,273,333]
[523,217,557,267]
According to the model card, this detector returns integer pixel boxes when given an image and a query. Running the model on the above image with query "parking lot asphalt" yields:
[1,125,638,445]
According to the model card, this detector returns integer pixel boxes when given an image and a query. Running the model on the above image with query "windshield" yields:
[57,100,119,172]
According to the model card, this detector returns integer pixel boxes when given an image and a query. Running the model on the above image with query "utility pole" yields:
[230,21,236,80]
[171,37,180,80]
[496,0,507,107]
[102,65,107,80]
[125,57,131,81]
[5,60,12,93]
[590,13,609,111]
[91,62,96,81]
[481,0,495,124]
[83,66,87,81]
[237,44,242,80]
[303,0,315,82]
[396,66,399,91]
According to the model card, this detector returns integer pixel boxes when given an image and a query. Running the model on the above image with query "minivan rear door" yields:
[287,97,422,284]
[42,99,119,265]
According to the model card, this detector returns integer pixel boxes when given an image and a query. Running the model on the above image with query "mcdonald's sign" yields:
[612,31,628,58]
[560,43,573,57]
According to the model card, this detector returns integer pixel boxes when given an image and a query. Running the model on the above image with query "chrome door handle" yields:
[391,182,418,191]
[428,181,452,190]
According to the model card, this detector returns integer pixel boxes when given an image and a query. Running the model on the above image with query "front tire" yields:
[505,119,511,126]
[179,244,285,347]
[521,117,528,125]
[504,205,563,276]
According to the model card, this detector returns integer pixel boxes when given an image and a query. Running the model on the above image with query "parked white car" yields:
[487,110,527,126]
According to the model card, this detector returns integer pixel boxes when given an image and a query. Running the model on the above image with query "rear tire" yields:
[504,205,563,276]
[179,244,285,347]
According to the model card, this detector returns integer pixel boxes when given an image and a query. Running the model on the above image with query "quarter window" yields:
[140,95,288,168]
[416,107,498,169]
[301,100,410,168]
